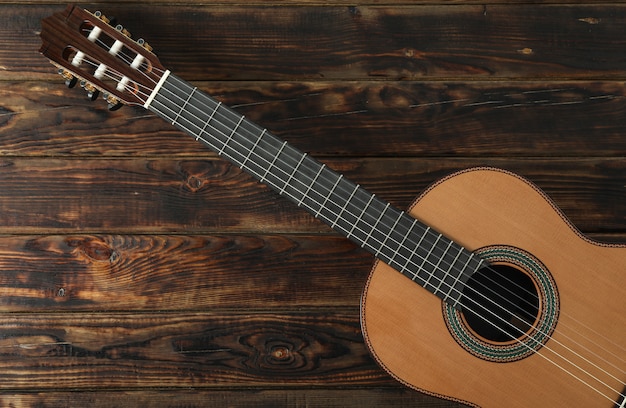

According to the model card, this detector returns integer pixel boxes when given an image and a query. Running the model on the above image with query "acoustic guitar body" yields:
[361,168,626,408]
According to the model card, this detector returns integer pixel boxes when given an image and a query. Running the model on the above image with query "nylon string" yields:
[75,31,625,404]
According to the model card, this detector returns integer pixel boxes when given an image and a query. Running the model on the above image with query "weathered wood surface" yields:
[0,2,624,407]
[0,158,624,233]
[3,5,626,80]
[0,313,377,387]
[3,81,626,157]
[0,390,454,408]
[0,234,370,311]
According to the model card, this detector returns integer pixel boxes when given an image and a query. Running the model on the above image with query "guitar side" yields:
[361,167,626,408]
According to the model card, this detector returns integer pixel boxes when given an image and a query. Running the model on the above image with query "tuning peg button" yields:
[104,93,123,111]
[94,11,110,24]
[66,77,78,88]
[80,80,100,101]
[58,69,77,88]
[108,101,123,111]
[115,24,131,38]
[137,38,153,52]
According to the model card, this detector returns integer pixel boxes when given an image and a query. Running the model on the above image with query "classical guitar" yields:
[39,6,625,407]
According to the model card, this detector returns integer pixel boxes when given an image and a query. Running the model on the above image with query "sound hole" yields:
[461,264,540,343]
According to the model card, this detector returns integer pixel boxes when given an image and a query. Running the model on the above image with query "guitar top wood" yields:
[362,167,626,407]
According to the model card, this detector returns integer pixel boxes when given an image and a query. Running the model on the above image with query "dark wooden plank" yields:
[5,5,626,80]
[0,234,371,312]
[3,81,626,157]
[0,389,464,408]
[0,312,386,389]
[0,157,624,234]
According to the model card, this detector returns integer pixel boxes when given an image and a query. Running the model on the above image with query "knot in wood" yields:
[67,236,117,263]
[262,339,299,368]
[270,345,291,361]
[186,175,204,191]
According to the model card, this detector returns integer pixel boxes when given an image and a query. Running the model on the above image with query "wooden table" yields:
[1,2,625,407]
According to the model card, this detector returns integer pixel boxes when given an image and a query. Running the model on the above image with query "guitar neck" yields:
[146,72,482,307]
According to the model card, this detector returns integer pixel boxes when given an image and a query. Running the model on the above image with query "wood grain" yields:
[3,0,622,5]
[0,390,460,408]
[0,234,370,312]
[0,158,624,233]
[3,5,626,80]
[0,312,384,388]
[3,81,626,157]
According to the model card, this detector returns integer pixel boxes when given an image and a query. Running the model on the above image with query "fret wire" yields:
[261,141,287,183]
[299,164,325,207]
[438,245,464,301]
[315,174,343,218]
[375,210,404,258]
[152,96,472,302]
[241,129,266,169]
[362,203,389,249]
[420,233,443,291]
[280,153,307,196]
[218,115,244,156]
[429,239,454,296]
[172,86,196,125]
[157,81,444,266]
[197,101,222,141]
[331,183,359,229]
[389,217,417,266]
[402,226,430,281]
[153,95,470,299]
[149,83,478,301]
[347,193,375,240]
[152,88,408,264]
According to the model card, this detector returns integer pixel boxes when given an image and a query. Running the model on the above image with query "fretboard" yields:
[146,72,483,308]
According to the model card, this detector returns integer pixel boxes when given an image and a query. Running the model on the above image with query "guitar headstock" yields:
[39,5,165,110]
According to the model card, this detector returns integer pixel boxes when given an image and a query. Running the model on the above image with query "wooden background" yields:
[1,1,625,407]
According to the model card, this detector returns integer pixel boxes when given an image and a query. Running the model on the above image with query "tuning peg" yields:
[58,68,77,88]
[80,80,100,101]
[137,38,153,52]
[104,93,123,111]
[115,24,131,38]
[93,10,111,25]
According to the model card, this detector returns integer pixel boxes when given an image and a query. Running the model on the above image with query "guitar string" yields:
[149,77,626,396]
[88,63,626,403]
[145,74,626,375]
[77,46,626,384]
[107,39,626,373]
[90,44,580,336]
[106,42,626,366]
[77,42,626,394]
[73,42,625,401]
[134,56,625,397]
[104,56,626,376]
[146,87,625,404]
